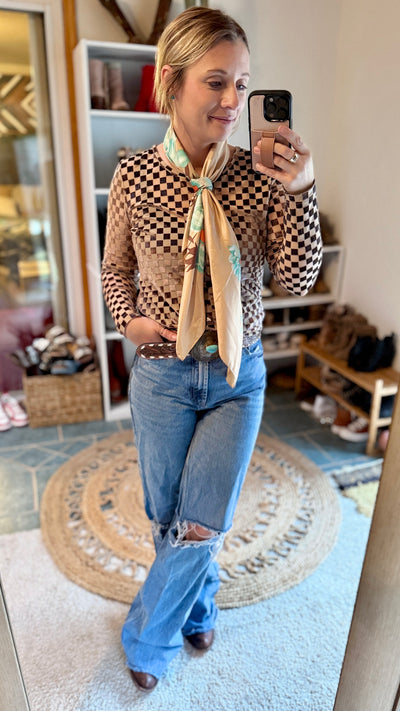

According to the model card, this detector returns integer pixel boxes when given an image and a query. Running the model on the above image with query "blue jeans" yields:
[121,340,266,678]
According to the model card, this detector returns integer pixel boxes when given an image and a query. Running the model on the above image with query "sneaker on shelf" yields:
[331,416,369,442]
[0,393,29,428]
[299,398,314,412]
[0,400,12,431]
[311,394,337,424]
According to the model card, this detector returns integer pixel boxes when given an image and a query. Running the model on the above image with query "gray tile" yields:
[35,465,60,501]
[308,429,368,461]
[282,435,333,467]
[119,419,132,430]
[56,439,96,456]
[265,389,298,409]
[263,406,321,437]
[0,425,60,448]
[321,455,376,473]
[59,420,119,438]
[0,462,35,516]
[0,511,39,535]
[11,446,68,468]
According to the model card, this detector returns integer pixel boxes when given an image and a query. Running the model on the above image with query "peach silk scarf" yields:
[163,125,243,387]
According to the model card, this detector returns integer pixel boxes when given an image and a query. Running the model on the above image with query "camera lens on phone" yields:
[264,93,289,122]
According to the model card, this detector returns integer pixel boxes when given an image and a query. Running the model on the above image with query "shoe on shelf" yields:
[129,669,158,692]
[0,400,12,431]
[331,416,369,442]
[301,394,337,424]
[0,393,29,428]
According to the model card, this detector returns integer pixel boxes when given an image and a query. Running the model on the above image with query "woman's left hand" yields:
[253,124,315,195]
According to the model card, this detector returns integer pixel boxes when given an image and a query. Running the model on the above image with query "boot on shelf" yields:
[107,341,129,402]
[89,58,107,110]
[107,62,130,111]
[134,65,158,113]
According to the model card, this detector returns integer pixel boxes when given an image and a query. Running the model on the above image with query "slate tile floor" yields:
[0,386,380,535]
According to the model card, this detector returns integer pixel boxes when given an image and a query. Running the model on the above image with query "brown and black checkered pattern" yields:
[101,145,322,345]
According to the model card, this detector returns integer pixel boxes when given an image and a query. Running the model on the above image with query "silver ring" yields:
[289,151,299,164]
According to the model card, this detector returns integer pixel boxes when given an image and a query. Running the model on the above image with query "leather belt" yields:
[136,330,219,362]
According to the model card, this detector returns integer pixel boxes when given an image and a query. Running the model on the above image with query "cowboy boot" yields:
[134,65,158,112]
[89,59,106,110]
[107,62,130,111]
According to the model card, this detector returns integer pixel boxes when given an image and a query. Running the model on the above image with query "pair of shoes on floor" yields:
[331,416,369,442]
[128,630,214,692]
[0,393,29,430]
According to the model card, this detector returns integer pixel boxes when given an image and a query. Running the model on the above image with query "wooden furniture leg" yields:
[367,379,383,456]
[295,339,306,394]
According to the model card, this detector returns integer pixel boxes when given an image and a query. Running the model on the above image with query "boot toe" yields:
[186,629,215,650]
[129,669,158,692]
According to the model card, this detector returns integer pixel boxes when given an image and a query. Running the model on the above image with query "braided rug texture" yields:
[40,431,341,608]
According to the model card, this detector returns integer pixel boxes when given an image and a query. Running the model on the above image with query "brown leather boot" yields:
[129,669,158,692]
[89,59,106,109]
[185,630,215,650]
[107,62,130,111]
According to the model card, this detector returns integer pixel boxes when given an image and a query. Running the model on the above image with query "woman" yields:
[102,6,322,692]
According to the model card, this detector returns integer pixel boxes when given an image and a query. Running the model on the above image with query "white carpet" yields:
[0,495,370,711]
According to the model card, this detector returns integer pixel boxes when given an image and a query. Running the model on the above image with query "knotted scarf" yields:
[163,125,243,388]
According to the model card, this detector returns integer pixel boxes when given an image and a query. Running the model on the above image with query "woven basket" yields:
[23,370,103,428]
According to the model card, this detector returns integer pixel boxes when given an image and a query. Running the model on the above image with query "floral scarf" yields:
[163,125,243,388]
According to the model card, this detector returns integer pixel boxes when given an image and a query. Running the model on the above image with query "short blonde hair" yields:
[154,7,249,117]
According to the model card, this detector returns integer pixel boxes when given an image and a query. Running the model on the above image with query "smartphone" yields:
[248,90,292,172]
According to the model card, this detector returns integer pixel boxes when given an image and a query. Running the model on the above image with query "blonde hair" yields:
[154,7,249,117]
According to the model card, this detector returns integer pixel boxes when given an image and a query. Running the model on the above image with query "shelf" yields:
[320,243,343,253]
[295,340,399,456]
[262,320,323,335]
[90,109,168,122]
[84,39,158,62]
[262,293,335,309]
[263,347,299,360]
[74,39,167,421]
[108,399,130,421]
[105,330,123,341]
[299,365,393,427]
[301,342,399,395]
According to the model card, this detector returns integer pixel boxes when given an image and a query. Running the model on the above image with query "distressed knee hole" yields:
[184,523,214,542]
[171,520,223,549]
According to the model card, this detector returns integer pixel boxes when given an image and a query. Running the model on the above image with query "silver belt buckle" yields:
[190,331,219,362]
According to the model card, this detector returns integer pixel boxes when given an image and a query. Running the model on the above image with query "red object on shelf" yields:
[134,65,158,113]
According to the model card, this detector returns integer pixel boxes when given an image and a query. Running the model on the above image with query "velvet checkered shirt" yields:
[102,145,322,346]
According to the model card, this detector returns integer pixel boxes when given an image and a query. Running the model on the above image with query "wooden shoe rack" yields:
[295,338,400,455]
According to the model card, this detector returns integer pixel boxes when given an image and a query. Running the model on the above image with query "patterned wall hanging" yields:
[0,73,36,136]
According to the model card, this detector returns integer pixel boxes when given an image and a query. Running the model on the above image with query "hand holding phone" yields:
[248,90,315,193]
[248,90,292,172]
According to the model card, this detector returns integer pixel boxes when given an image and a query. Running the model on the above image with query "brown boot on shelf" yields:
[107,62,130,111]
[89,59,107,109]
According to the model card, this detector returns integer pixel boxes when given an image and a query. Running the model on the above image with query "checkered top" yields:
[101,146,322,346]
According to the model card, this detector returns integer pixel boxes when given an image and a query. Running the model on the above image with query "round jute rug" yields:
[40,431,341,609]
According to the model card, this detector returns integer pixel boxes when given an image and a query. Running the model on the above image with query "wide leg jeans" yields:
[121,340,266,677]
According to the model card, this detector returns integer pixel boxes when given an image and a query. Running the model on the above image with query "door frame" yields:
[0,0,85,335]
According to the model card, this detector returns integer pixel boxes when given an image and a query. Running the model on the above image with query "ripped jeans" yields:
[121,340,266,678]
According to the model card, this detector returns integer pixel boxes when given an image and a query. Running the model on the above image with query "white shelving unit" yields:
[261,244,345,360]
[73,40,169,421]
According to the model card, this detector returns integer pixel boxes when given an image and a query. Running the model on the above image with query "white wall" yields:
[76,0,400,366]
[324,0,400,366]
